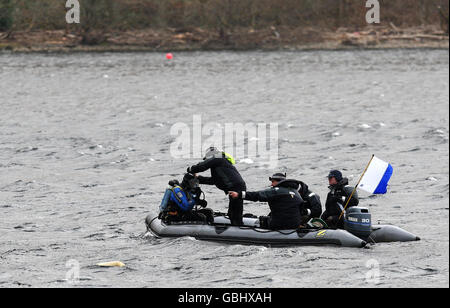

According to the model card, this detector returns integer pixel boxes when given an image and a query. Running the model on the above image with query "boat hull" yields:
[146,214,367,248]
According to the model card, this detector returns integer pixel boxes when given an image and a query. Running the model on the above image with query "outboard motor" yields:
[344,207,372,240]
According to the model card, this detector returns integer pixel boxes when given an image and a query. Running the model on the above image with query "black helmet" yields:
[203,146,222,160]
[182,173,199,190]
[269,173,287,182]
[328,170,343,181]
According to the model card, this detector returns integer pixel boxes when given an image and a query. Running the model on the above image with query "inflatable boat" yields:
[145,207,420,248]
[146,214,367,248]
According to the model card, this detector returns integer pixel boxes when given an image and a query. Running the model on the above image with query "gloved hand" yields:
[186,167,192,173]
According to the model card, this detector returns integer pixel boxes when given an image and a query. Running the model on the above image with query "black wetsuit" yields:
[321,178,359,229]
[298,181,323,223]
[188,157,247,225]
[239,179,304,230]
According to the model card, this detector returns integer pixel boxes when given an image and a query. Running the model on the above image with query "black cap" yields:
[269,173,286,182]
[328,170,343,181]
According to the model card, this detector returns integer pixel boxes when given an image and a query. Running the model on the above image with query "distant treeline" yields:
[1,0,449,32]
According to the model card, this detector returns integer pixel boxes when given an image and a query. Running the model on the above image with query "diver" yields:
[321,170,359,229]
[159,173,213,224]
[187,147,247,226]
[298,180,323,225]
[228,173,304,230]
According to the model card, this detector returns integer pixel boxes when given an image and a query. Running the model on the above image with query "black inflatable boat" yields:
[145,207,419,248]
[146,214,367,248]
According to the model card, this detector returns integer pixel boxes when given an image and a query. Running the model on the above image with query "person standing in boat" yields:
[228,173,304,230]
[321,170,359,229]
[297,180,323,224]
[187,147,247,226]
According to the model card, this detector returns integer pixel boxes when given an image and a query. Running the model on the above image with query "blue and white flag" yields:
[358,156,393,194]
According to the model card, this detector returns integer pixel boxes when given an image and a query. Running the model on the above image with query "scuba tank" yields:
[159,180,178,213]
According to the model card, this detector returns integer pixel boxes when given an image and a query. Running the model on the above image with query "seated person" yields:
[298,180,323,225]
[229,173,304,230]
[321,170,359,229]
[159,173,213,224]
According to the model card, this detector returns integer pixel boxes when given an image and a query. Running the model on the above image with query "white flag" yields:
[358,156,393,194]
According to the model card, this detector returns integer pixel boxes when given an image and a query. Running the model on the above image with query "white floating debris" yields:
[359,124,371,129]
[97,261,125,268]
[426,177,438,182]
[240,158,254,164]
[149,158,155,162]
[332,132,341,137]
[155,123,164,127]
[103,74,109,78]
[379,122,386,127]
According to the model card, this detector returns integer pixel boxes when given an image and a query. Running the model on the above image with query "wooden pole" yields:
[338,155,375,221]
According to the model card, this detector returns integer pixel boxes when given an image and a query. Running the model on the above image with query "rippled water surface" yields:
[0,49,448,287]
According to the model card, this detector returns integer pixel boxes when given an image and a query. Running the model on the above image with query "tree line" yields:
[1,0,448,33]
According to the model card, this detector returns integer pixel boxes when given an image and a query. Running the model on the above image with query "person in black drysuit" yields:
[298,181,323,225]
[229,173,304,230]
[187,147,247,226]
[321,170,359,229]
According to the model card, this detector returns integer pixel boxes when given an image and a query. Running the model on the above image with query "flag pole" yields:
[338,154,375,221]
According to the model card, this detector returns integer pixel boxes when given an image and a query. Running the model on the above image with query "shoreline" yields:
[2,46,449,55]
[1,25,448,53]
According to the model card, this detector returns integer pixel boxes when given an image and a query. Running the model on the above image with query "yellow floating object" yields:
[97,261,125,267]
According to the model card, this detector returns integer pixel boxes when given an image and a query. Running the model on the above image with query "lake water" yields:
[0,49,448,287]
